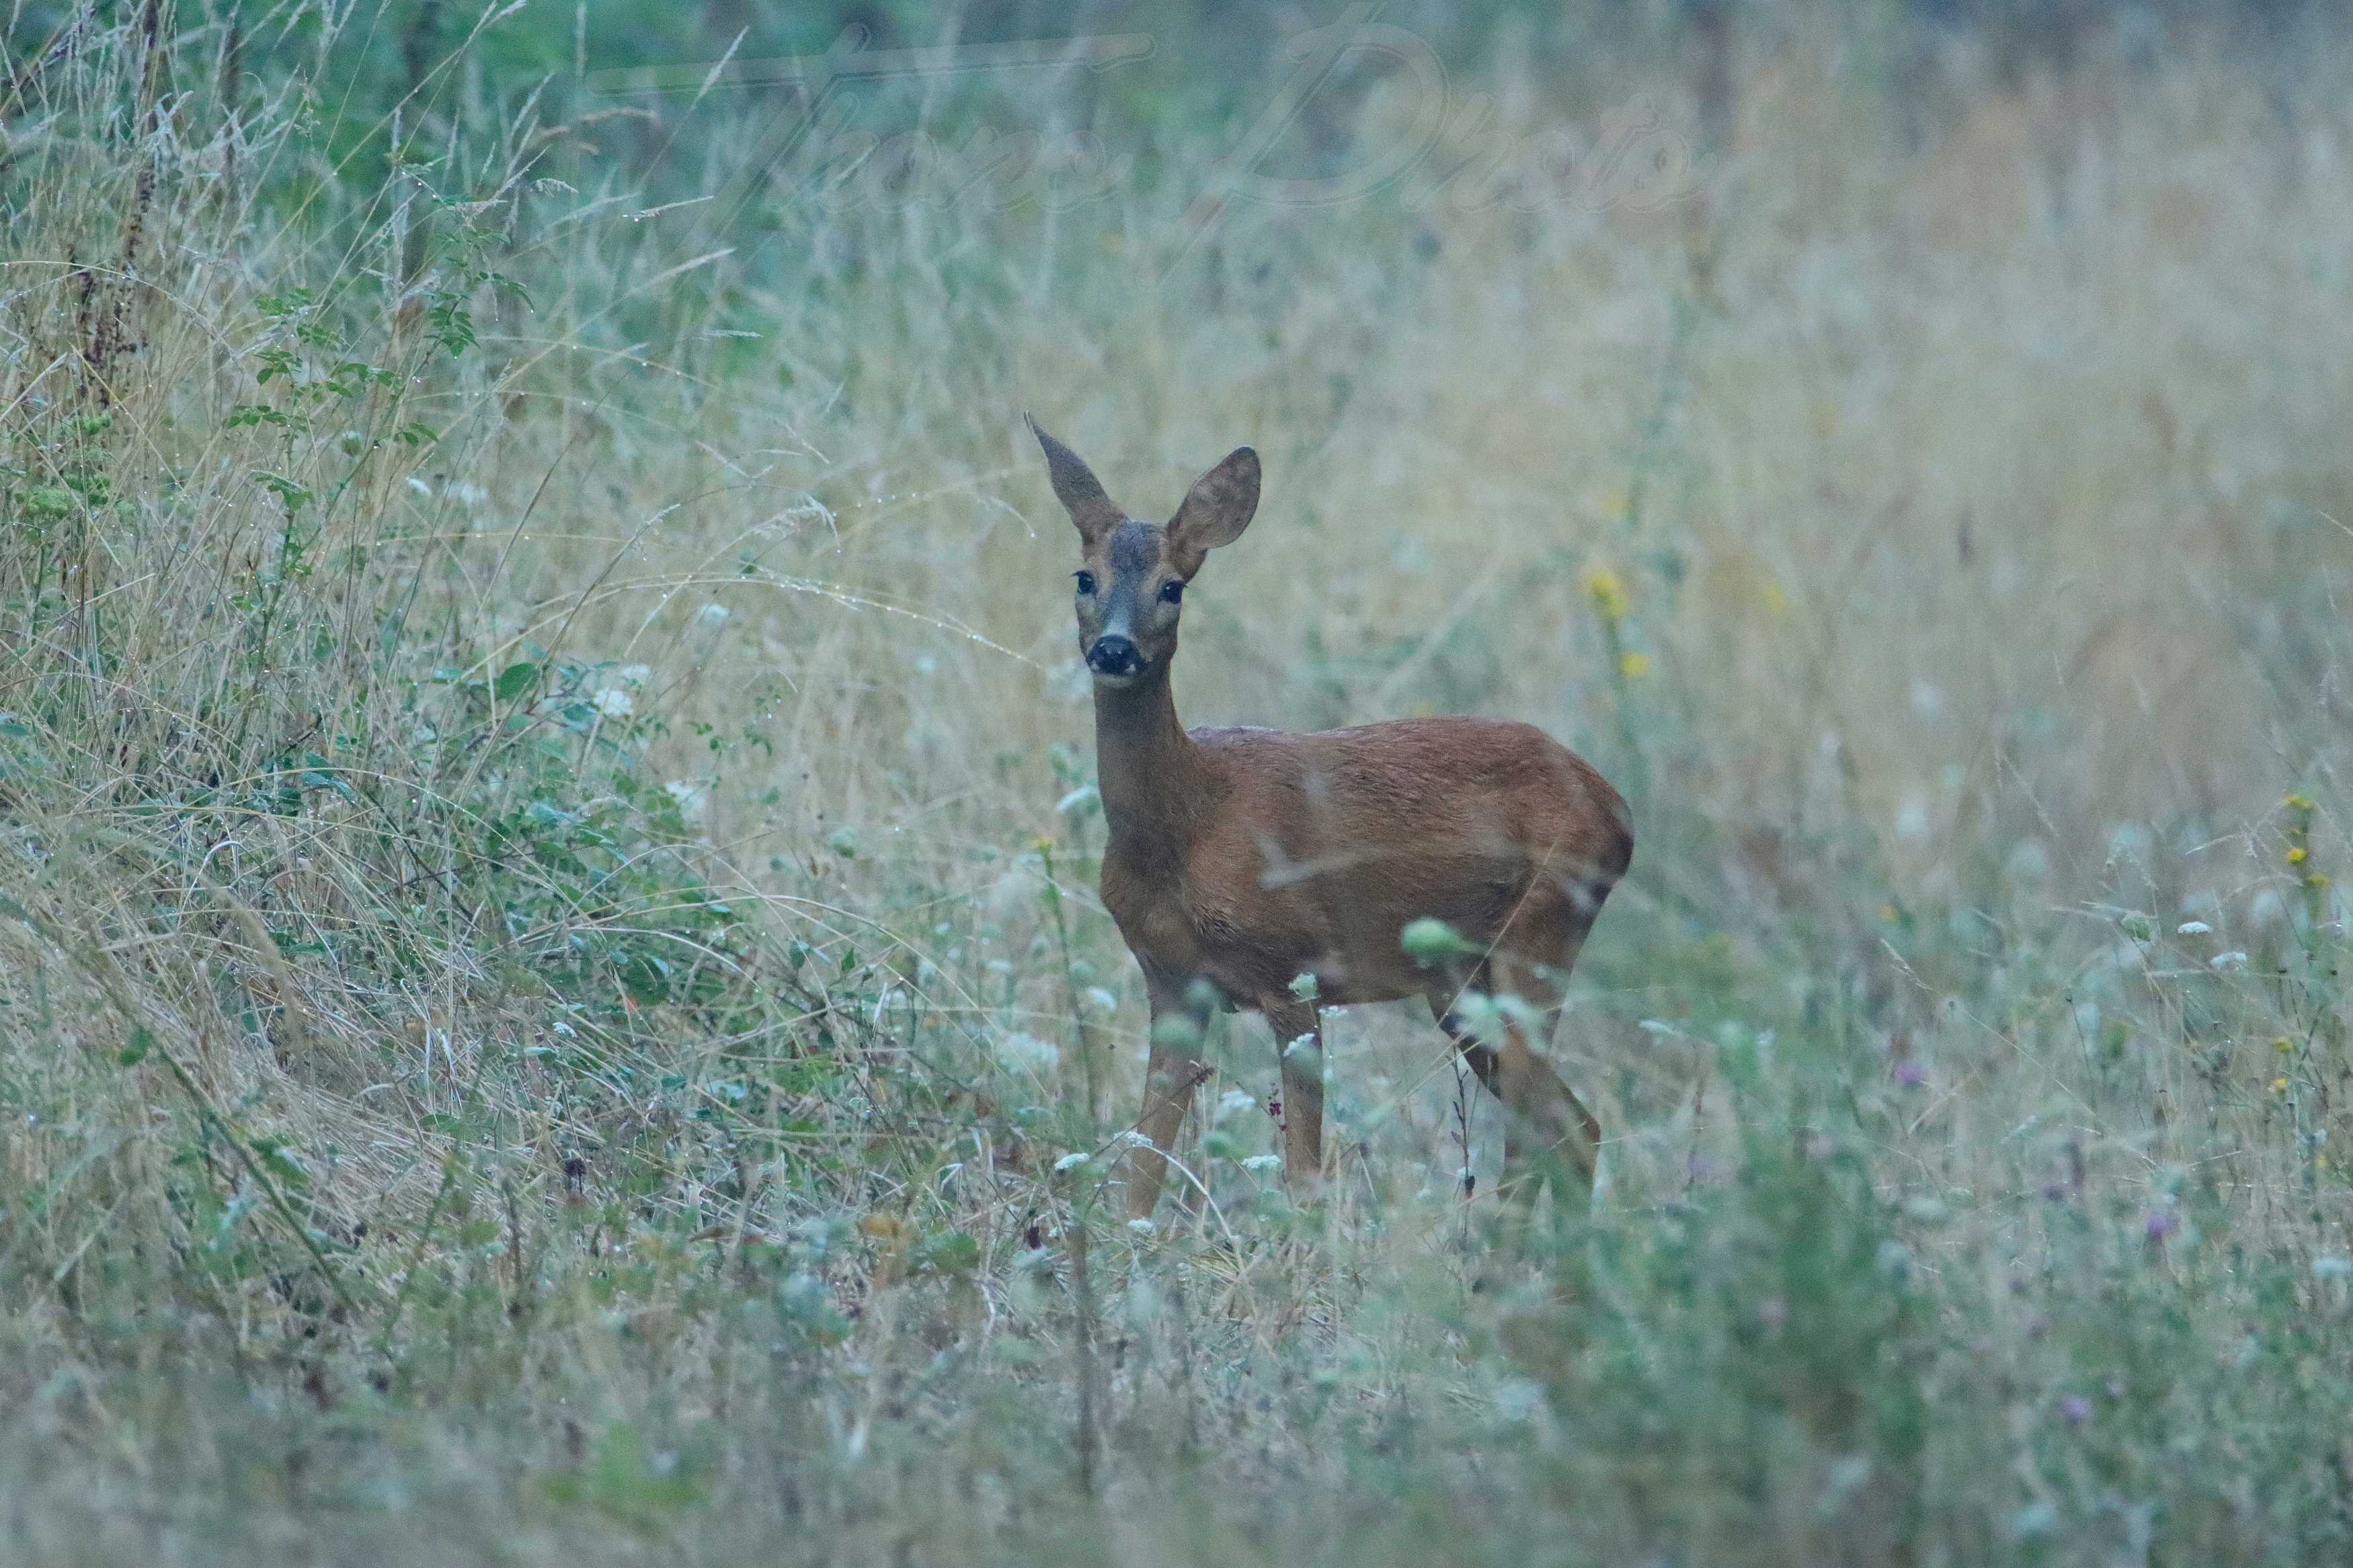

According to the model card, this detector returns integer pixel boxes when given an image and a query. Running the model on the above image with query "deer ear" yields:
[1025,415,1124,544]
[1166,446,1259,576]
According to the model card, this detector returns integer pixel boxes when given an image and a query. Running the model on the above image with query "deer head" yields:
[1026,416,1260,688]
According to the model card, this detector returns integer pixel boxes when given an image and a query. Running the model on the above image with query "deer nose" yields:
[1087,635,1142,676]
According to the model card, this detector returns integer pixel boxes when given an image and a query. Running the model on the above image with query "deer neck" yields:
[1092,664,1207,864]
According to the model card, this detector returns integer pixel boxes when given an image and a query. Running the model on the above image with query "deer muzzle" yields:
[1086,634,1142,677]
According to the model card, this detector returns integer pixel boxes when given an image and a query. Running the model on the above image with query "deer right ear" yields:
[1166,446,1260,577]
[1026,415,1124,545]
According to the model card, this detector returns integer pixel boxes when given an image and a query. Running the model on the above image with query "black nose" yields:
[1087,636,1141,676]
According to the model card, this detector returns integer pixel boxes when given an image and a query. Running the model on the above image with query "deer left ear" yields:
[1166,446,1259,577]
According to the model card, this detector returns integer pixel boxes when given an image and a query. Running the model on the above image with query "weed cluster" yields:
[1,5,2348,1564]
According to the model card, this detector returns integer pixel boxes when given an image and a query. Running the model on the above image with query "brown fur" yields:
[1025,418,1632,1220]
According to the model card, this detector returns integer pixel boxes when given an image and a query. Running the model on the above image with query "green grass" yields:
[0,4,2348,1563]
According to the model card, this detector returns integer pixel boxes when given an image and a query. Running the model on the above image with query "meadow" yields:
[1,3,2348,1562]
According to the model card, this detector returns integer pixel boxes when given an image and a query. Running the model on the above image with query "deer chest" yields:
[1099,844,1311,1003]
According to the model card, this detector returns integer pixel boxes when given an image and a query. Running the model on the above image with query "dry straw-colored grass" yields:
[0,5,2346,1563]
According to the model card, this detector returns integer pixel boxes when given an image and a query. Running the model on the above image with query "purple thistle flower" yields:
[2059,1395,2092,1426]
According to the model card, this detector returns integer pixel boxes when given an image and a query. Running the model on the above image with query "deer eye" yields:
[1074,571,1096,595]
[1159,579,1184,605]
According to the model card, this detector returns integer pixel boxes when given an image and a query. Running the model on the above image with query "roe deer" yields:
[1026,418,1632,1221]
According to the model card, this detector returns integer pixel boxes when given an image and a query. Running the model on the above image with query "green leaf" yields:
[1400,917,1481,963]
[119,1026,155,1067]
[255,1139,313,1194]
[918,1229,982,1276]
[255,288,315,318]
[495,661,541,702]
[256,471,313,511]
[619,954,671,1005]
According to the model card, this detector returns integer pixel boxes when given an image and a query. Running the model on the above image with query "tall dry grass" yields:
[0,5,2347,1563]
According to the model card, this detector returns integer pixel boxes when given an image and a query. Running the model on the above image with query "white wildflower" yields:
[695,602,731,630]
[619,663,653,688]
[2004,839,2054,882]
[2176,920,2212,936]
[1494,1378,1545,1422]
[993,1032,1060,1073]
[592,686,634,718]
[1242,1154,1283,1173]
[983,869,1036,921]
[1051,1152,1090,1174]
[1496,993,1543,1028]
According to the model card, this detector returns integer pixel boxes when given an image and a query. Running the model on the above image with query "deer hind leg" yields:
[1260,996,1326,1193]
[1494,998,1601,1204]
[1492,907,1605,1202]
[1429,946,1602,1209]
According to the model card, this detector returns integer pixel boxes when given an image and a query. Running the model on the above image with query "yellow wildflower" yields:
[1580,566,1630,622]
[1620,651,1650,679]
[2287,845,2308,865]
[2272,1077,2291,1094]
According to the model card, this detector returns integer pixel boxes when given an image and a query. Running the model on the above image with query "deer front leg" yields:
[1123,979,1209,1221]
[1261,996,1326,1193]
